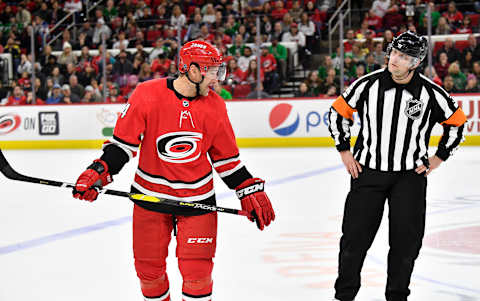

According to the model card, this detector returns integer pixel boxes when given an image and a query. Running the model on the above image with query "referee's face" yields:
[388,48,415,77]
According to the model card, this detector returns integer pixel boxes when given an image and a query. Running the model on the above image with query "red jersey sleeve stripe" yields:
[217,162,245,178]
[214,160,241,174]
[212,155,240,168]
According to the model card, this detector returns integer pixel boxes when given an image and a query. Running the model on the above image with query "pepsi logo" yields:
[269,103,300,136]
[0,114,21,135]
[156,132,203,163]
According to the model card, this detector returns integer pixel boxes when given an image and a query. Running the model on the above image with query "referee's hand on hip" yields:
[415,155,443,176]
[340,150,363,179]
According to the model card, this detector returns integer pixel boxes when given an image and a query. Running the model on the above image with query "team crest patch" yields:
[404,98,424,120]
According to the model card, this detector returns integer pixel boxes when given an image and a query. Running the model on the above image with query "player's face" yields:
[388,48,415,77]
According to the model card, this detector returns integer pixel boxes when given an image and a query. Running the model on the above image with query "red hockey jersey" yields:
[103,78,251,215]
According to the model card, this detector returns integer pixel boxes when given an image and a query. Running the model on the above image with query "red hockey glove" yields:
[235,178,275,230]
[73,159,112,202]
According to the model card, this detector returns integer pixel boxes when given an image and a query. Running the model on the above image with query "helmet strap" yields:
[185,64,204,97]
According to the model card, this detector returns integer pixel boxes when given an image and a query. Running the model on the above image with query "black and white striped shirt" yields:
[328,68,467,172]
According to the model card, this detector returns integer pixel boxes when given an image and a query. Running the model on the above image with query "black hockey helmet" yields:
[387,30,428,65]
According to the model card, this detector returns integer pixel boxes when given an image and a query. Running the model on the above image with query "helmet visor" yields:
[205,63,227,81]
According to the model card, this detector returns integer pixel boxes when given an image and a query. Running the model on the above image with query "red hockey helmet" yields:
[178,40,226,81]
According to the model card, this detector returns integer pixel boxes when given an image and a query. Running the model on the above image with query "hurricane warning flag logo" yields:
[156,132,203,163]
[269,103,300,136]
[0,114,21,135]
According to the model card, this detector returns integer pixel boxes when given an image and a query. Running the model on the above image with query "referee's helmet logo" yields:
[404,98,424,120]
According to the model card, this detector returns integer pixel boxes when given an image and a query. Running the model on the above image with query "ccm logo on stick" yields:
[187,238,214,244]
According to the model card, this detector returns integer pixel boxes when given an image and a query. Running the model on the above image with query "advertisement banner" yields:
[0,94,479,149]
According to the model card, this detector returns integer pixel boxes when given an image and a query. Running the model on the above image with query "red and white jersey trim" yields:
[103,136,139,160]
[144,289,170,301]
[212,155,240,168]
[182,294,211,301]
[212,155,245,178]
[132,181,215,202]
[136,169,214,190]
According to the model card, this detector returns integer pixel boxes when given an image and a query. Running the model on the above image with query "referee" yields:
[328,31,467,301]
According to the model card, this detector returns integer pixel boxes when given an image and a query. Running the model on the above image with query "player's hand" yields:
[340,150,362,179]
[73,159,112,202]
[415,155,443,176]
[235,178,275,231]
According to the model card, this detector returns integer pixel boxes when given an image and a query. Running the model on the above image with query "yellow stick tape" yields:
[1,136,479,149]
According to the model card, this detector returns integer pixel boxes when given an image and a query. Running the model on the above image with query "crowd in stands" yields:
[0,0,480,105]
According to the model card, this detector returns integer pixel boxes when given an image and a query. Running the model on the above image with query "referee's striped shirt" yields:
[328,68,467,172]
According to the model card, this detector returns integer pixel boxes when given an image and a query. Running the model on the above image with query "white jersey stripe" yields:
[136,169,213,189]
[144,289,170,301]
[132,181,215,202]
[212,156,240,168]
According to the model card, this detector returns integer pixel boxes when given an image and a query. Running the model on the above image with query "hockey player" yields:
[72,40,275,301]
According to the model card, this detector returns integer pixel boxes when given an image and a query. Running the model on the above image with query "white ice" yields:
[1,147,479,301]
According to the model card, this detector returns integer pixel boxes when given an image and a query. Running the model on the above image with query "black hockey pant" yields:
[334,167,427,301]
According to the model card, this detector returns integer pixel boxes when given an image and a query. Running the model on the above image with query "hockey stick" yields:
[0,149,250,217]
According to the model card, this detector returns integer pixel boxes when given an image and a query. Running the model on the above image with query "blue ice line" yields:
[0,164,344,255]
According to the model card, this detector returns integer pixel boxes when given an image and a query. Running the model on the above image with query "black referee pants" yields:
[334,167,427,301]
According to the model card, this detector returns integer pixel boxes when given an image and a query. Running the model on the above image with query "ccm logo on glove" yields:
[236,182,264,198]
[187,237,214,244]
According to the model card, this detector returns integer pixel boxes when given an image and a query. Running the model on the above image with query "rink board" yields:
[0,95,479,149]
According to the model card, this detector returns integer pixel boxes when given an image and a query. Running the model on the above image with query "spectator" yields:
[260,15,273,36]
[460,50,474,74]
[202,4,216,24]
[362,30,376,54]
[455,16,473,34]
[365,53,381,73]
[18,71,31,90]
[382,1,404,33]
[82,85,101,103]
[269,36,287,82]
[138,63,153,82]
[34,78,48,101]
[4,38,21,76]
[17,54,32,75]
[15,4,31,28]
[419,1,440,29]
[113,32,130,50]
[280,13,294,33]
[442,1,463,29]
[103,0,118,22]
[245,59,264,85]
[54,30,73,52]
[463,34,480,62]
[69,75,85,99]
[170,4,186,28]
[225,58,246,87]
[58,42,77,66]
[5,86,26,106]
[434,52,450,79]
[106,84,125,103]
[319,68,339,95]
[325,85,337,97]
[304,1,323,24]
[0,82,7,103]
[166,62,178,78]
[248,0,267,14]
[442,75,457,93]
[119,0,135,18]
[224,14,240,37]
[343,29,356,53]
[350,42,365,64]
[271,0,288,21]
[356,20,372,40]
[349,63,366,85]
[92,19,112,46]
[151,53,172,77]
[343,54,357,83]
[435,17,451,35]
[26,90,45,105]
[0,5,12,25]
[62,84,81,103]
[295,82,314,97]
[237,46,256,72]
[270,21,285,42]
[364,10,383,32]
[381,30,394,52]
[132,54,144,75]
[318,55,335,81]
[304,70,322,96]
[465,74,480,93]
[371,0,390,18]
[149,38,167,63]
[299,12,315,51]
[282,23,306,64]
[50,1,65,25]
[64,0,82,14]
[46,84,65,104]
[260,45,280,94]
[448,62,467,92]
[79,22,94,45]
[51,67,65,86]
[184,13,203,42]
[246,82,270,99]
[213,81,232,100]
[78,63,98,87]
[290,1,303,22]
[436,38,460,64]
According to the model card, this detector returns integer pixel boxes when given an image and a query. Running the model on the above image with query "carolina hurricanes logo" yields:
[0,114,22,135]
[156,132,203,163]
